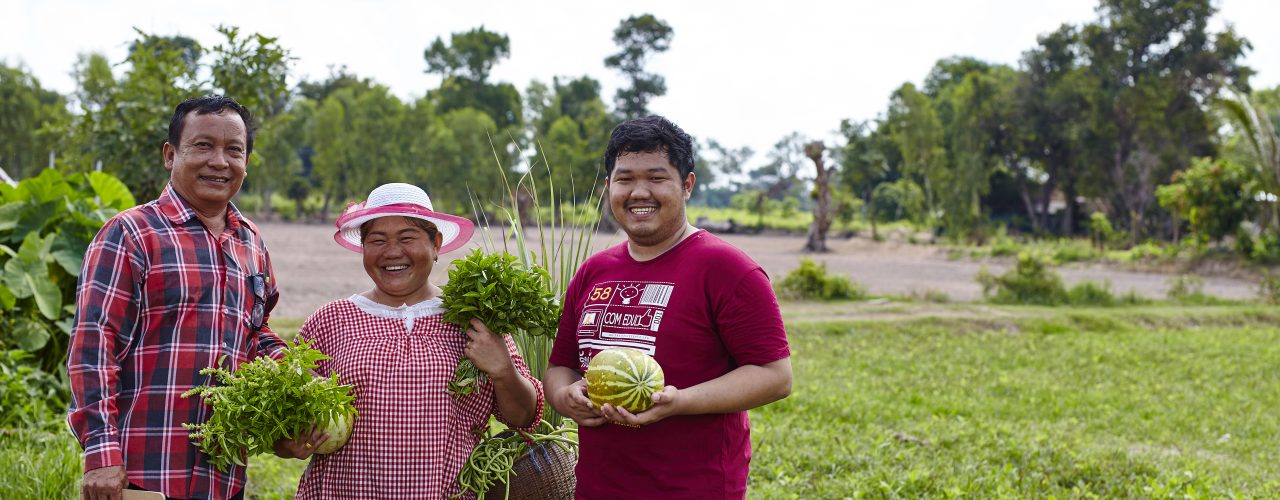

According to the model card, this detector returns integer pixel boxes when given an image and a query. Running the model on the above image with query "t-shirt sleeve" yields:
[548,267,586,370]
[714,267,790,366]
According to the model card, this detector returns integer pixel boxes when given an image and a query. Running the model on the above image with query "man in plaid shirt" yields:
[68,96,287,500]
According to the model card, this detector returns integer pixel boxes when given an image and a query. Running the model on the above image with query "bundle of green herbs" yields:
[182,339,356,470]
[441,249,559,397]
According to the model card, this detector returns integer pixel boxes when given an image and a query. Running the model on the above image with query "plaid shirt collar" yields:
[156,183,247,233]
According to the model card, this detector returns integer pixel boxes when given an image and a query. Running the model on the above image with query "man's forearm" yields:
[673,357,792,415]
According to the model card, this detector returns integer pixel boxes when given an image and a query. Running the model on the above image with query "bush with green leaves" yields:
[1066,280,1117,306]
[0,350,68,430]
[776,258,864,301]
[1258,270,1280,305]
[976,253,1068,305]
[0,169,134,375]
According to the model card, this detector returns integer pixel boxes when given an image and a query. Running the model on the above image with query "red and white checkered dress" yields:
[294,295,544,499]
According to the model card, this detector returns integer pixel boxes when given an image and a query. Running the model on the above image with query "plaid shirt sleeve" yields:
[67,217,144,471]
[254,247,288,360]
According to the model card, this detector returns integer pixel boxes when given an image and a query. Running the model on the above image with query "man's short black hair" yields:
[604,115,695,178]
[167,95,256,154]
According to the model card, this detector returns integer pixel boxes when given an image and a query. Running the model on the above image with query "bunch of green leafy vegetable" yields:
[441,249,559,397]
[182,339,356,471]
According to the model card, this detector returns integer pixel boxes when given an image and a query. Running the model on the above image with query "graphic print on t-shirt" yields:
[577,280,674,369]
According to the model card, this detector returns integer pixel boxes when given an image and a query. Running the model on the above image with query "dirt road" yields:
[257,222,1262,320]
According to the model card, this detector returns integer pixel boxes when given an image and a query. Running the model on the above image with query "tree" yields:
[1017,25,1089,235]
[312,90,356,220]
[887,83,946,224]
[527,76,613,203]
[424,27,522,130]
[1156,157,1258,243]
[695,140,754,207]
[1077,0,1251,241]
[604,14,673,119]
[209,25,292,118]
[1218,86,1280,233]
[75,29,204,200]
[424,27,510,82]
[837,119,897,239]
[0,63,69,180]
[803,141,834,252]
[208,25,293,215]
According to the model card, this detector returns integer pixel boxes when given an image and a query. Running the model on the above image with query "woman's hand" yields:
[272,425,329,459]
[463,319,517,380]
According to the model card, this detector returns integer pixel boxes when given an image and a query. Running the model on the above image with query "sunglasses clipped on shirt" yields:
[248,272,267,330]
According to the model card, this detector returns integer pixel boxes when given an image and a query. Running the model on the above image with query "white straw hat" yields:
[333,183,475,254]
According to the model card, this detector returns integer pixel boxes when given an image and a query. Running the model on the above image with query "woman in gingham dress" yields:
[276,183,544,498]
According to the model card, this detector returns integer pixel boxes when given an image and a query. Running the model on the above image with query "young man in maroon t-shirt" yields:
[546,115,793,499]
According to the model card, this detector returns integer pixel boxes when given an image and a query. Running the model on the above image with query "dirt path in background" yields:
[257,222,1262,320]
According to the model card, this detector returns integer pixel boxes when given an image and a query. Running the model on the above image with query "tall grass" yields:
[467,145,601,426]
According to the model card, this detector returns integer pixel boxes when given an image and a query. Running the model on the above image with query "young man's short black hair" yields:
[167,95,256,154]
[604,115,695,178]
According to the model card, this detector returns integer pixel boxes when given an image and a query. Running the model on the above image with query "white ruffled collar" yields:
[348,294,445,331]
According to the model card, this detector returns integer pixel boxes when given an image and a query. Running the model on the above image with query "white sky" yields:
[3,0,1277,168]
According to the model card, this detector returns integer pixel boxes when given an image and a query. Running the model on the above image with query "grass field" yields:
[11,305,1279,499]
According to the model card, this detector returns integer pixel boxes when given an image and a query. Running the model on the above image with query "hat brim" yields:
[333,203,475,254]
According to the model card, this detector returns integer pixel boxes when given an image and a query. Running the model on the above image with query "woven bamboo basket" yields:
[483,439,577,500]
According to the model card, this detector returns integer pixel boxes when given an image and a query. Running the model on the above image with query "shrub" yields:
[1087,212,1115,250]
[976,253,1067,305]
[1257,270,1280,305]
[1165,274,1230,304]
[0,169,134,374]
[776,258,864,301]
[0,350,68,430]
[1066,280,1117,306]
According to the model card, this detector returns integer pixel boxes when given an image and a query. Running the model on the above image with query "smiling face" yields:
[163,111,248,217]
[361,216,443,305]
[607,150,695,249]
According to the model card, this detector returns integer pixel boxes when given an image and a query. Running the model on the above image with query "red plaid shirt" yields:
[294,296,544,499]
[67,184,287,500]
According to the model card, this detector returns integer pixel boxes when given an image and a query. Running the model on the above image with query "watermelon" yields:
[585,348,665,413]
[314,411,353,455]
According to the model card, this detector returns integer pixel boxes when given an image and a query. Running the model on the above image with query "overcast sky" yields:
[3,0,1277,169]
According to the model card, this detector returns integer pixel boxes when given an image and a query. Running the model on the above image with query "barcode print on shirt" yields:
[639,284,674,307]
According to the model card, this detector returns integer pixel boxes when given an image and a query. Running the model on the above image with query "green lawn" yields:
[12,305,1279,499]
[749,306,1280,498]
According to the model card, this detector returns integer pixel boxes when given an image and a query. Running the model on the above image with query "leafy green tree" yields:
[312,89,356,219]
[604,14,673,119]
[74,29,204,200]
[424,27,522,130]
[0,63,69,180]
[1217,86,1280,233]
[837,119,897,239]
[527,76,612,203]
[1076,0,1251,241]
[1016,25,1089,234]
[209,25,292,118]
[887,83,946,223]
[1156,157,1258,243]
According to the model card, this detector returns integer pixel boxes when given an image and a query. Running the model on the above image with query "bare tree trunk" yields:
[804,141,832,253]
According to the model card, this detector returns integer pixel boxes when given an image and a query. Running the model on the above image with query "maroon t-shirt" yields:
[549,230,790,499]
